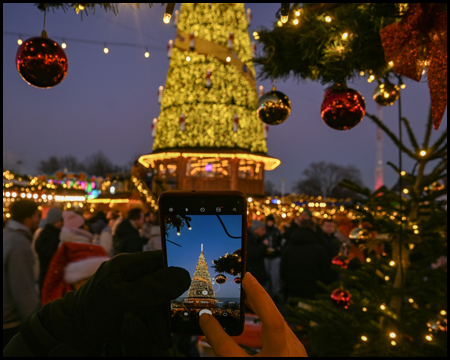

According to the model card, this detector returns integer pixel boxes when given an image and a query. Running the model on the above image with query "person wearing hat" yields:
[41,242,109,305]
[264,214,283,301]
[246,220,269,289]
[35,207,64,297]
[60,211,94,244]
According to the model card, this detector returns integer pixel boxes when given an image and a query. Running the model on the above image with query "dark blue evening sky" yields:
[166,214,242,299]
[3,3,446,192]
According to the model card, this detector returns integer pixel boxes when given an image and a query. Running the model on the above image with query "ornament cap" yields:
[41,30,48,38]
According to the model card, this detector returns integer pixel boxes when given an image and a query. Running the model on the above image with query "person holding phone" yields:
[3,251,307,357]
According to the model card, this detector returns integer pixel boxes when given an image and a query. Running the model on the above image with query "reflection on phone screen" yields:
[164,214,243,334]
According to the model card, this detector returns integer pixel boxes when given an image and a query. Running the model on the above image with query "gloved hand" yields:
[21,250,190,356]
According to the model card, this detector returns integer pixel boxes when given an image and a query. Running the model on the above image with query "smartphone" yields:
[159,190,247,336]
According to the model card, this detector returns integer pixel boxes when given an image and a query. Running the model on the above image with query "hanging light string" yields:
[4,31,165,53]
[397,74,405,338]
[41,5,47,38]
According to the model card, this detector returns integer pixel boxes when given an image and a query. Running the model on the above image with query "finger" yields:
[117,266,191,310]
[199,313,248,357]
[242,273,288,352]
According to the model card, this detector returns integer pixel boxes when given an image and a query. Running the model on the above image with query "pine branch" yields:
[365,113,416,159]
[401,117,420,152]
[430,128,448,152]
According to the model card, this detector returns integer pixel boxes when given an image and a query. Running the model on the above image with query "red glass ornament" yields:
[332,256,349,269]
[320,87,365,130]
[331,288,352,309]
[16,36,68,88]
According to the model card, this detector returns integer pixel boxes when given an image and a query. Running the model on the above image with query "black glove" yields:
[17,250,190,356]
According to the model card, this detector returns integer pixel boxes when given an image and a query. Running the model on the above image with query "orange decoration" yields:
[380,3,447,130]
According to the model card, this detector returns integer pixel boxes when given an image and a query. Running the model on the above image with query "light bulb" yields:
[104,47,109,54]
[61,42,67,49]
[342,32,348,40]
[163,14,171,23]
[18,38,23,45]
[280,15,289,23]
[325,16,332,22]
[293,19,299,25]
[144,51,150,58]
[419,150,427,156]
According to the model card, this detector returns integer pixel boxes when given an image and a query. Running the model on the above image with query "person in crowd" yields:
[30,218,47,283]
[89,211,108,244]
[280,219,329,301]
[98,210,120,257]
[319,219,341,283]
[34,208,64,297]
[4,251,307,357]
[41,242,109,306]
[60,211,94,243]
[247,220,269,289]
[264,214,283,300]
[142,212,162,251]
[140,212,154,240]
[282,208,313,246]
[113,208,148,255]
[3,199,41,349]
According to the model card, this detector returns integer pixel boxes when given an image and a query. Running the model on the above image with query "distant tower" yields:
[374,105,384,190]
[183,244,218,309]
[139,4,280,196]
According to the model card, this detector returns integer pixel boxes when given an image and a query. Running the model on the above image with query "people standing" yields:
[41,242,109,306]
[60,211,93,244]
[246,220,268,289]
[280,219,329,301]
[264,214,282,299]
[3,199,41,349]
[113,208,147,255]
[142,212,162,251]
[319,219,341,283]
[34,207,64,297]
[98,210,120,257]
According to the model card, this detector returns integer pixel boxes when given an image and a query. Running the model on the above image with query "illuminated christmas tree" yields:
[184,244,218,309]
[139,3,280,196]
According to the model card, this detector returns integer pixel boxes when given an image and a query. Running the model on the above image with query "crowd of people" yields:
[247,209,343,305]
[3,199,160,349]
[3,197,343,356]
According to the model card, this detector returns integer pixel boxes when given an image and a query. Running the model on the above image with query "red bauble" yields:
[16,36,68,88]
[332,256,349,269]
[320,87,365,130]
[331,288,352,309]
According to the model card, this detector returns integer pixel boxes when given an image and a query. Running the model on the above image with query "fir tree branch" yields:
[422,107,434,149]
[401,117,420,152]
[365,113,416,159]
[430,128,448,152]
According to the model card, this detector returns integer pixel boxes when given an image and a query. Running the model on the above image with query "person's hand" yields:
[199,272,308,357]
[36,251,191,356]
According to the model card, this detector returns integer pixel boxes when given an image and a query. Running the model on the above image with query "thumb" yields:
[199,313,247,357]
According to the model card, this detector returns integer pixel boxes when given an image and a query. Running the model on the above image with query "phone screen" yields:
[160,191,247,336]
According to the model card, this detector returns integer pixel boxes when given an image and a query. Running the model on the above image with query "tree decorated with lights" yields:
[153,3,265,152]
[250,3,447,356]
[284,110,447,357]
[184,245,217,308]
